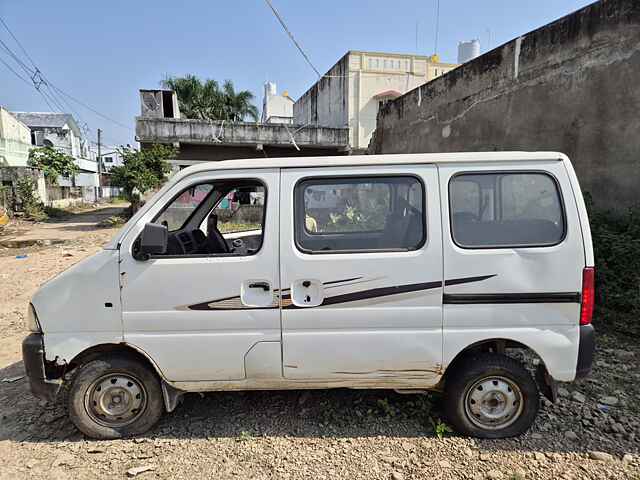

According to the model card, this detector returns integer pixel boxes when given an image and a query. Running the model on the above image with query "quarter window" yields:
[449,172,565,248]
[295,176,425,253]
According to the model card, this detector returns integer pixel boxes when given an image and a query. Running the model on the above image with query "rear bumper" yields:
[22,333,61,402]
[575,324,595,380]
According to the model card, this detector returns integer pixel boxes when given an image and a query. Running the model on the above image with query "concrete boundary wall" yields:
[370,0,640,211]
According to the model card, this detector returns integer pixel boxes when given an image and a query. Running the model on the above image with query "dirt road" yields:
[0,212,638,479]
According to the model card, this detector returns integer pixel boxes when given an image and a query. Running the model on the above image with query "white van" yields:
[23,152,595,439]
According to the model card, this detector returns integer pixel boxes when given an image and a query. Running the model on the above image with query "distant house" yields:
[12,111,103,204]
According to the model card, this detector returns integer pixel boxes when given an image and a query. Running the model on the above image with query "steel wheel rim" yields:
[464,375,524,430]
[84,373,147,428]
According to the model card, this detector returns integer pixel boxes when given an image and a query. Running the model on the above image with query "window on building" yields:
[295,176,425,253]
[30,130,44,146]
[449,172,565,248]
[104,156,113,163]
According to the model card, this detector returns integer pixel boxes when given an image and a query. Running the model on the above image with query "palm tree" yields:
[162,75,258,122]
[222,80,259,122]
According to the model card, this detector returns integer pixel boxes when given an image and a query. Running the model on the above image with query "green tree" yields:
[28,146,79,184]
[110,144,176,213]
[221,79,259,122]
[162,75,258,122]
[16,176,47,221]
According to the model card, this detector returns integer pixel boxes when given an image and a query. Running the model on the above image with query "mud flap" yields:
[535,363,558,403]
[161,381,185,412]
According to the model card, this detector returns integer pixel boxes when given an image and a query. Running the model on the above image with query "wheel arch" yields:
[439,337,555,401]
[64,342,182,412]
[66,342,168,383]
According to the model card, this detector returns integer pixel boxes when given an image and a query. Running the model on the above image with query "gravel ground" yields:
[0,215,639,480]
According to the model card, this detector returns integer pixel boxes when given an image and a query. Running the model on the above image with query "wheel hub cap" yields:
[464,376,523,430]
[85,374,147,427]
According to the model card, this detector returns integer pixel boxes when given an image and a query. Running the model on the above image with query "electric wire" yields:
[0,16,133,134]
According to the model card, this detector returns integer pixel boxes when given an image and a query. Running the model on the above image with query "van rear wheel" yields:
[444,353,539,438]
[67,356,164,439]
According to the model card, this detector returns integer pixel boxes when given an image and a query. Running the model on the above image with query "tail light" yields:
[580,267,595,326]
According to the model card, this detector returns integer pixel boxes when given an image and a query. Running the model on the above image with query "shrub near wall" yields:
[587,195,640,335]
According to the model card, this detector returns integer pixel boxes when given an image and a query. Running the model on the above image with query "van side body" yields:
[23,152,595,439]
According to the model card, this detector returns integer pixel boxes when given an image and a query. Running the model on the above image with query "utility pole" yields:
[97,128,102,200]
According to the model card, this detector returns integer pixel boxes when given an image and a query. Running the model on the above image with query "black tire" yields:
[67,355,164,439]
[443,353,539,439]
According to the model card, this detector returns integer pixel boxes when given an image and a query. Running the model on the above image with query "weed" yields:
[430,417,453,439]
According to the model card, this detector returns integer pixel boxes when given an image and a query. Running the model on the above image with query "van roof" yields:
[175,151,567,178]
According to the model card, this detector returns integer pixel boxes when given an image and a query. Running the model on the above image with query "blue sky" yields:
[0,0,594,148]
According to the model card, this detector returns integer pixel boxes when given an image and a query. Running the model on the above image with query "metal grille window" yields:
[295,176,425,253]
[449,172,565,248]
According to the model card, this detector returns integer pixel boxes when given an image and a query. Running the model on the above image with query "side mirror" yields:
[136,223,168,260]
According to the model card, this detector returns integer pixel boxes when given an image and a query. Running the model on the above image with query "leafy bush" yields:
[28,146,79,184]
[110,144,176,215]
[586,194,640,333]
[16,176,47,221]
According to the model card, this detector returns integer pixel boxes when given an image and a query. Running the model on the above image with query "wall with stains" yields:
[293,54,350,133]
[369,0,640,211]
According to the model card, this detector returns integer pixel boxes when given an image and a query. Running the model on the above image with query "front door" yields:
[279,165,443,384]
[119,168,280,382]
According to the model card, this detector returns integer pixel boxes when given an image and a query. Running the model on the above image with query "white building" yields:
[294,50,459,152]
[12,112,99,189]
[0,106,31,167]
[0,107,48,204]
[261,82,294,124]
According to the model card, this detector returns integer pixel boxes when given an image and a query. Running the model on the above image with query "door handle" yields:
[248,281,270,292]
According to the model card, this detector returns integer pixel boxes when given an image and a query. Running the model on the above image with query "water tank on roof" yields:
[265,81,277,97]
[458,40,481,64]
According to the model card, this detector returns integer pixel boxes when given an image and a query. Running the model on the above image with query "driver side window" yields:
[152,180,266,257]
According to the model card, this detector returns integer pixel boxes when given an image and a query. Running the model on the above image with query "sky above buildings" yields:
[1,0,594,148]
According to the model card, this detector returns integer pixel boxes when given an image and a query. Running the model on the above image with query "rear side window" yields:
[295,176,425,253]
[449,172,565,248]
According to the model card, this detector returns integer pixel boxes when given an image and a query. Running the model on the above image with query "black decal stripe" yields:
[284,281,442,309]
[443,292,581,304]
[323,277,363,286]
[444,274,497,286]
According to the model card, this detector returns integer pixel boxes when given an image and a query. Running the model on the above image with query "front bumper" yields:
[22,333,61,402]
[575,324,595,380]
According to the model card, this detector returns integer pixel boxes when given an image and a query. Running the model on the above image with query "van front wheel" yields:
[67,356,164,439]
[444,353,539,438]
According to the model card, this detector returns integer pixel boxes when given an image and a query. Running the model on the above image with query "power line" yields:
[263,0,322,78]
[0,20,90,128]
[0,37,33,76]
[0,16,133,134]
[0,50,63,113]
[0,16,37,69]
[48,84,132,131]
[0,52,31,85]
